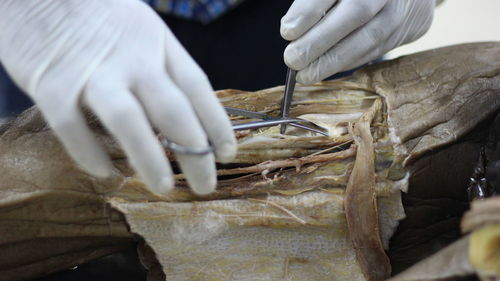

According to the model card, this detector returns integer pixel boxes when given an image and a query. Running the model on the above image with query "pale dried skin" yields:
[388,236,474,281]
[462,197,500,232]
[462,197,500,280]
[110,192,367,281]
[355,42,500,163]
[469,225,500,280]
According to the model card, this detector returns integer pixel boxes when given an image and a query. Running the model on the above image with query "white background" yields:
[387,0,500,59]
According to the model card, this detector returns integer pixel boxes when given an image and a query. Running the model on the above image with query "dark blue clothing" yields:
[142,0,243,23]
[0,64,32,118]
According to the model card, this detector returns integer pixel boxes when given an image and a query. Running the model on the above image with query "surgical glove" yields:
[0,0,236,195]
[281,0,435,84]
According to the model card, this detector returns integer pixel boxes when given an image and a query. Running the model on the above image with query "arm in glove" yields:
[281,0,436,84]
[0,0,236,195]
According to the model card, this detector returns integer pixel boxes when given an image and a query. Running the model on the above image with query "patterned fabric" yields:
[142,0,244,23]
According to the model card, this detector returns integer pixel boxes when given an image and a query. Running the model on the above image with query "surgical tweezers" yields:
[279,68,297,134]
[225,106,328,136]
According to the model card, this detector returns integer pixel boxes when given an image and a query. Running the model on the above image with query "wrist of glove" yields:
[280,0,435,84]
[0,0,236,195]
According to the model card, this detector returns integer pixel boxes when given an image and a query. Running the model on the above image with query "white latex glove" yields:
[0,0,237,195]
[281,0,435,84]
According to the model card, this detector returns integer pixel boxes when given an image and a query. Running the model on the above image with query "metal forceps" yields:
[226,69,328,136]
[225,108,328,136]
[280,68,297,134]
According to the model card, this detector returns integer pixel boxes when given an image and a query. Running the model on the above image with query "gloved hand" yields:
[0,0,236,195]
[281,0,435,84]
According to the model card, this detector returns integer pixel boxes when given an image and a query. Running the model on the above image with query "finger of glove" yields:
[342,3,433,74]
[134,72,217,196]
[162,28,236,163]
[396,0,435,45]
[35,99,113,178]
[284,0,387,71]
[83,81,174,195]
[280,0,338,41]
[296,2,402,84]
